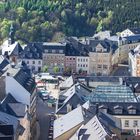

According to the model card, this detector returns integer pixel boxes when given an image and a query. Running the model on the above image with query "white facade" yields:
[129,52,137,76]
[1,40,19,56]
[129,45,140,76]
[6,76,30,105]
[116,115,140,131]
[120,29,135,38]
[23,59,42,72]
[76,56,89,74]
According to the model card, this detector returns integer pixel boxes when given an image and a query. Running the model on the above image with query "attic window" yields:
[128,109,136,114]
[114,105,123,114]
[128,106,136,114]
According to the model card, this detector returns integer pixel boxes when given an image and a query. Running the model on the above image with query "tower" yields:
[8,24,15,45]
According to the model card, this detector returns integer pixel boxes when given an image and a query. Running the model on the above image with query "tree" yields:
[53,66,59,73]
[43,65,48,72]
[79,68,83,74]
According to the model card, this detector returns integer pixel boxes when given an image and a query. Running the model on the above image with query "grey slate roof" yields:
[0,93,26,118]
[57,83,92,114]
[124,34,140,42]
[20,42,43,59]
[54,106,84,140]
[1,93,18,111]
[14,69,36,93]
[91,102,140,116]
[0,55,9,71]
[0,111,19,134]
[7,103,26,118]
[130,28,140,34]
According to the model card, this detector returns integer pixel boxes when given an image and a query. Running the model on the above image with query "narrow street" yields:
[36,96,55,140]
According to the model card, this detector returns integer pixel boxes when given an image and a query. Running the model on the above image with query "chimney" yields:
[96,103,99,115]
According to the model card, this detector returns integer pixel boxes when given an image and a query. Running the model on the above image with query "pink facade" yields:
[65,56,76,73]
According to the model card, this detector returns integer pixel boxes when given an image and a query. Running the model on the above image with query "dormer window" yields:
[128,105,136,114]
[114,105,123,114]
[99,105,107,113]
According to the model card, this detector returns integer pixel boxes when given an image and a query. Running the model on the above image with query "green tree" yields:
[53,66,59,73]
[43,65,48,72]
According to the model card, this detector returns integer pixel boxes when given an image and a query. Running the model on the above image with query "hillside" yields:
[0,0,140,43]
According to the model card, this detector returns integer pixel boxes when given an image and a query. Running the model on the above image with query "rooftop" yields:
[0,111,19,134]
[7,103,26,117]
[87,85,137,103]
[20,42,43,59]
[60,76,74,89]
[54,106,84,139]
[130,44,140,57]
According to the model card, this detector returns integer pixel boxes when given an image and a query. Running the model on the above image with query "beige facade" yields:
[118,42,140,63]
[89,44,112,75]
[65,56,76,73]
[18,114,30,140]
[43,53,65,72]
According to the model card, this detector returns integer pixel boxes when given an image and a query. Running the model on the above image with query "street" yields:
[36,96,55,140]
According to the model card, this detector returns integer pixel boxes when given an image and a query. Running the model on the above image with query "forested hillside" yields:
[0,0,140,43]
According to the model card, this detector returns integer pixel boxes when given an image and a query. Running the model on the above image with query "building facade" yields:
[118,35,140,63]
[42,43,66,73]
[65,56,76,73]
[89,43,112,76]
[129,45,140,76]
[76,56,89,74]
[20,43,43,73]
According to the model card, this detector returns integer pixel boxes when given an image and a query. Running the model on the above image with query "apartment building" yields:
[118,35,140,63]
[76,56,89,74]
[20,43,43,73]
[89,42,112,75]
[42,42,66,73]
[65,44,78,73]
[120,28,140,38]
[129,45,140,77]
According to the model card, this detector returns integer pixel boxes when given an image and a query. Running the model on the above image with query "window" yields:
[52,49,56,53]
[125,120,129,127]
[38,61,41,64]
[83,59,85,62]
[83,64,85,67]
[27,61,29,64]
[103,65,108,69]
[70,58,72,60]
[97,65,102,69]
[59,50,63,53]
[32,61,35,64]
[45,50,48,53]
[128,109,136,114]
[78,58,80,62]
[133,120,138,127]
[73,58,75,60]
[114,109,122,114]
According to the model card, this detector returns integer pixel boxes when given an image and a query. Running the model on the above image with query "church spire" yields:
[8,24,15,45]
